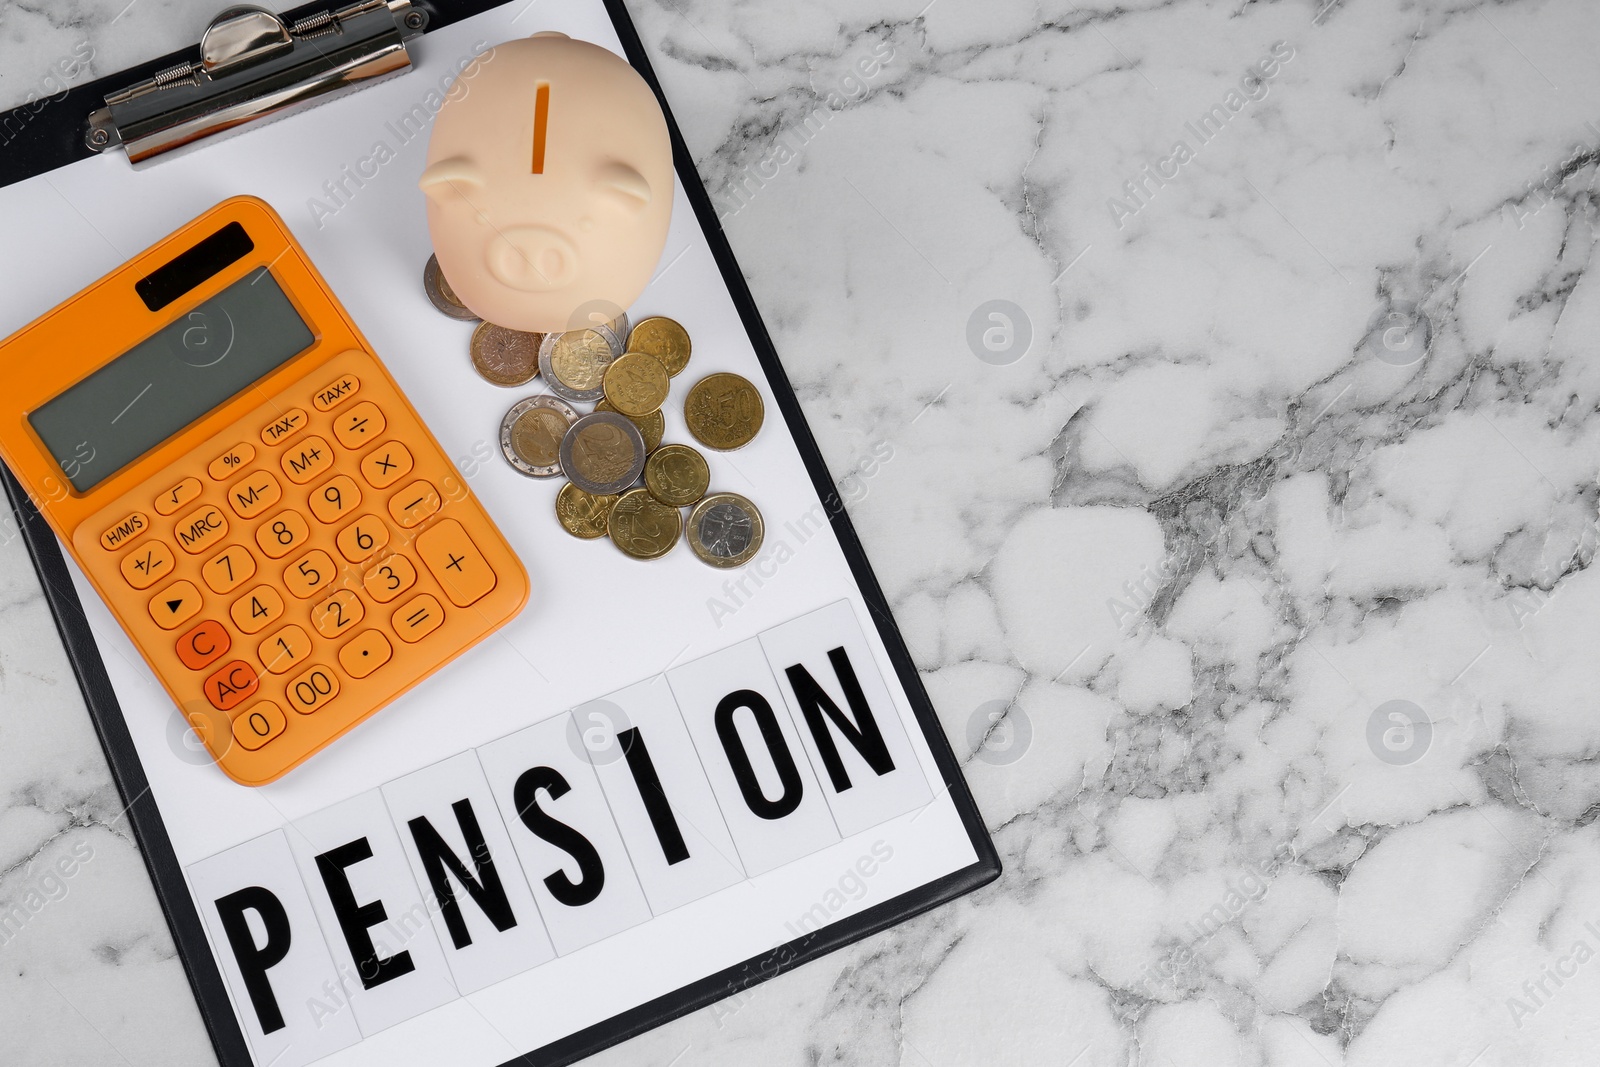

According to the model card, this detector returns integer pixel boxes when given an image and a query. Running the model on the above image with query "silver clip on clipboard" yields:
[86,1,426,166]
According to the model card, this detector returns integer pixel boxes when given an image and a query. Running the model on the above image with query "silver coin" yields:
[538,324,623,403]
[687,493,764,568]
[559,411,646,495]
[423,254,479,321]
[499,395,579,478]
[563,300,630,347]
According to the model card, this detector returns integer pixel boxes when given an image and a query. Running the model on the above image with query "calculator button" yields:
[202,544,256,594]
[256,510,310,559]
[259,624,313,675]
[149,580,203,630]
[335,514,389,563]
[388,480,441,529]
[333,402,387,450]
[309,474,362,524]
[416,519,497,607]
[120,540,175,589]
[154,477,203,516]
[360,441,413,489]
[363,554,417,603]
[286,664,340,715]
[394,594,444,642]
[284,549,337,599]
[208,443,255,480]
[100,511,150,551]
[281,435,334,484]
[260,408,308,446]
[230,585,285,634]
[338,629,392,679]
[313,373,360,411]
[175,619,231,671]
[173,504,229,555]
[226,470,282,519]
[202,659,259,712]
[231,701,286,751]
[312,589,364,639]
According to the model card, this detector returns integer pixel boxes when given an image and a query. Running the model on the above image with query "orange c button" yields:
[176,619,232,671]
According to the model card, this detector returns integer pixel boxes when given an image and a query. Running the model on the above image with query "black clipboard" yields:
[0,2,1000,1063]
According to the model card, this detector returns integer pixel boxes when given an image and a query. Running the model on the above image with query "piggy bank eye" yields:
[419,156,486,203]
[594,161,651,213]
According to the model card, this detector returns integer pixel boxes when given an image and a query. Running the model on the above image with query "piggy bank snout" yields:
[487,226,580,291]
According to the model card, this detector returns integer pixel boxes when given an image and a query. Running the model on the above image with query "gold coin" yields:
[560,412,646,495]
[628,316,692,376]
[539,326,620,401]
[470,322,542,386]
[686,492,764,567]
[555,482,618,539]
[511,407,569,469]
[609,488,681,560]
[602,352,671,417]
[424,254,478,321]
[595,399,664,452]
[684,372,765,451]
[643,443,709,507]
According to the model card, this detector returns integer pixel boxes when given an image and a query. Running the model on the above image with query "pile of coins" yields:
[424,255,767,566]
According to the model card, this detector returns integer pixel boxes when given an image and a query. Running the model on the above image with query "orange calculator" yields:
[0,197,529,786]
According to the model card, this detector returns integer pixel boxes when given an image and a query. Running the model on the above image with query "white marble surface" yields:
[6,0,1600,1063]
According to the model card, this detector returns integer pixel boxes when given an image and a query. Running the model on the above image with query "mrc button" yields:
[100,511,150,551]
[173,504,229,554]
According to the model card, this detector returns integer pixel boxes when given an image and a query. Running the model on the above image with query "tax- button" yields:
[149,580,203,630]
[260,408,307,445]
[154,477,202,516]
[281,435,334,484]
[203,659,259,712]
[100,511,149,551]
[417,519,496,606]
[173,504,228,554]
[120,540,174,590]
[333,401,386,450]
[175,619,231,671]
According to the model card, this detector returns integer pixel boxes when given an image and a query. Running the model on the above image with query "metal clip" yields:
[86,0,427,166]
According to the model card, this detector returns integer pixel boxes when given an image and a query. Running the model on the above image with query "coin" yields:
[424,254,479,321]
[471,322,543,386]
[559,411,646,495]
[602,352,671,417]
[609,488,681,560]
[687,492,764,567]
[499,395,578,477]
[643,443,709,507]
[565,302,630,347]
[555,481,619,539]
[539,325,622,402]
[595,399,665,452]
[628,316,692,376]
[684,372,765,451]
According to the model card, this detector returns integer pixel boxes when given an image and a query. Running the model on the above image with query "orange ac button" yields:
[100,511,149,551]
[176,619,231,671]
[203,659,259,712]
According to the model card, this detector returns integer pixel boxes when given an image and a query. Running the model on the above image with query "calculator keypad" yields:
[83,349,521,785]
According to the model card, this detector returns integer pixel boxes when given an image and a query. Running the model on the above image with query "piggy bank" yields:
[420,33,674,334]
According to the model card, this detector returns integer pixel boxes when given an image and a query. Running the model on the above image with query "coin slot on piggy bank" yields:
[420,33,674,334]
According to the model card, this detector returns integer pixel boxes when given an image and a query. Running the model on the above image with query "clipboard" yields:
[0,2,1000,1064]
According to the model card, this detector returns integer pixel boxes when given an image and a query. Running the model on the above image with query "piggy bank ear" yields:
[419,157,486,203]
[595,161,652,213]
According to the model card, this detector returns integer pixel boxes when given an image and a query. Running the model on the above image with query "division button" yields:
[332,401,386,450]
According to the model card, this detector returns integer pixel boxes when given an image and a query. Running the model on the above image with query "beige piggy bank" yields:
[420,33,674,333]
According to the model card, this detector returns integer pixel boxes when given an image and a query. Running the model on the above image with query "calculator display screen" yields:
[30,268,315,492]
